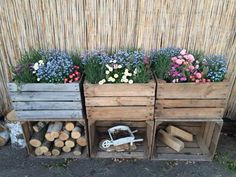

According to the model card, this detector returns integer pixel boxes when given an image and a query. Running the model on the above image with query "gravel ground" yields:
[0,134,235,177]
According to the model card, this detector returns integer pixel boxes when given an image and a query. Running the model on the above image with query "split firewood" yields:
[45,123,55,141]
[0,129,10,146]
[71,126,82,139]
[32,122,48,133]
[65,122,75,131]
[29,127,47,147]
[35,147,43,156]
[40,139,52,153]
[51,122,63,138]
[54,138,64,148]
[73,144,82,156]
[62,145,71,153]
[76,135,87,147]
[107,143,137,152]
[158,129,184,152]
[59,129,70,141]
[166,125,193,142]
[0,122,7,132]
[52,146,61,156]
[65,138,75,148]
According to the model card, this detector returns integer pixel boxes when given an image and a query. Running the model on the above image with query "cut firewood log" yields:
[65,122,75,131]
[76,135,87,147]
[73,144,82,156]
[166,125,193,142]
[62,145,71,153]
[52,146,61,156]
[33,122,48,133]
[45,123,55,141]
[59,129,70,141]
[40,140,52,153]
[44,151,52,157]
[71,126,82,139]
[0,122,7,132]
[158,129,184,152]
[54,139,64,148]
[65,138,75,148]
[0,130,10,146]
[35,147,43,156]
[51,122,63,138]
[29,127,47,147]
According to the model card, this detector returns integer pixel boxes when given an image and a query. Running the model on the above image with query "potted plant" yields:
[83,49,156,121]
[8,49,84,120]
[151,47,229,120]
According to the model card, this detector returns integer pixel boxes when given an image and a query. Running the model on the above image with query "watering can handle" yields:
[132,138,144,143]
[132,130,138,134]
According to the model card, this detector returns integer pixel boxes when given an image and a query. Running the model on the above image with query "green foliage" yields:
[151,53,171,80]
[12,49,44,83]
[70,51,84,72]
[215,153,236,173]
[83,56,106,84]
[133,64,151,83]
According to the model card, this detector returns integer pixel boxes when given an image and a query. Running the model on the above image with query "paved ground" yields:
[0,134,236,177]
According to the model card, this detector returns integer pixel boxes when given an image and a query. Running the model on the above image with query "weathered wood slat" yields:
[156,100,226,108]
[8,83,80,92]
[10,92,81,101]
[16,110,83,120]
[13,102,82,110]
[95,151,145,159]
[156,82,229,99]
[84,80,155,97]
[156,108,224,119]
[86,97,154,106]
[87,106,154,120]
[156,154,211,161]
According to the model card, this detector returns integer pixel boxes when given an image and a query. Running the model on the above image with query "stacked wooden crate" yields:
[84,80,156,159]
[7,81,88,158]
[152,79,230,161]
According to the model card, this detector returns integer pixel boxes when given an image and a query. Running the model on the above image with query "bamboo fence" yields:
[0,0,236,119]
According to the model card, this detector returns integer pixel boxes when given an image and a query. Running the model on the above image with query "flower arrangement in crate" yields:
[151,47,229,120]
[8,49,84,121]
[83,49,155,121]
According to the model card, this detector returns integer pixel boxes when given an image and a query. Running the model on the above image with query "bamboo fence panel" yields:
[0,0,236,119]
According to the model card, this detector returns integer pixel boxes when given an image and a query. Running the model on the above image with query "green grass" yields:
[214,153,236,173]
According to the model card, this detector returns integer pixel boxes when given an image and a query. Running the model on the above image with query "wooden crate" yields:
[155,79,230,119]
[7,80,84,121]
[88,119,154,159]
[84,80,156,121]
[152,119,223,161]
[21,119,88,158]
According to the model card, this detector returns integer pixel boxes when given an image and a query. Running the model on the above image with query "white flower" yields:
[37,78,40,82]
[108,77,114,82]
[125,69,129,73]
[114,74,119,78]
[105,70,110,75]
[122,75,127,79]
[118,65,122,69]
[33,63,39,70]
[121,78,124,82]
[124,78,128,83]
[128,73,132,77]
[38,60,44,65]
[133,68,138,75]
[195,65,199,69]
[114,64,118,69]
[106,64,110,69]
[128,80,133,84]
[111,78,116,82]
[98,79,106,85]
[108,67,113,72]
[113,60,117,63]
[32,71,36,74]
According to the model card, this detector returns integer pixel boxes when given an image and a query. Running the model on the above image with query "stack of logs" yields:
[29,121,87,156]
[158,125,193,152]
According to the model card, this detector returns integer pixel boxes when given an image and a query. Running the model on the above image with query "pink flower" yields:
[175,59,183,65]
[196,72,202,79]
[180,49,187,55]
[178,55,183,59]
[144,56,149,64]
[195,79,200,83]
[180,77,187,81]
[189,65,195,71]
[171,57,177,62]
[187,54,195,62]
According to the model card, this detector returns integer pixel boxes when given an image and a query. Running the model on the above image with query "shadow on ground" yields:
[0,134,235,177]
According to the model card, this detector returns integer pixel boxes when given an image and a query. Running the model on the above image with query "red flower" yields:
[69,75,73,79]
[64,78,68,83]
[75,71,79,75]
[74,77,80,81]
[74,65,80,69]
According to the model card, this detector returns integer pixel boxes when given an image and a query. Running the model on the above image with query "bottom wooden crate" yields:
[152,119,223,161]
[21,120,88,158]
[88,120,154,159]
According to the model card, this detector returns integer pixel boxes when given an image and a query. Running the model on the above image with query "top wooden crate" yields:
[7,82,84,121]
[155,79,230,120]
[84,80,156,121]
